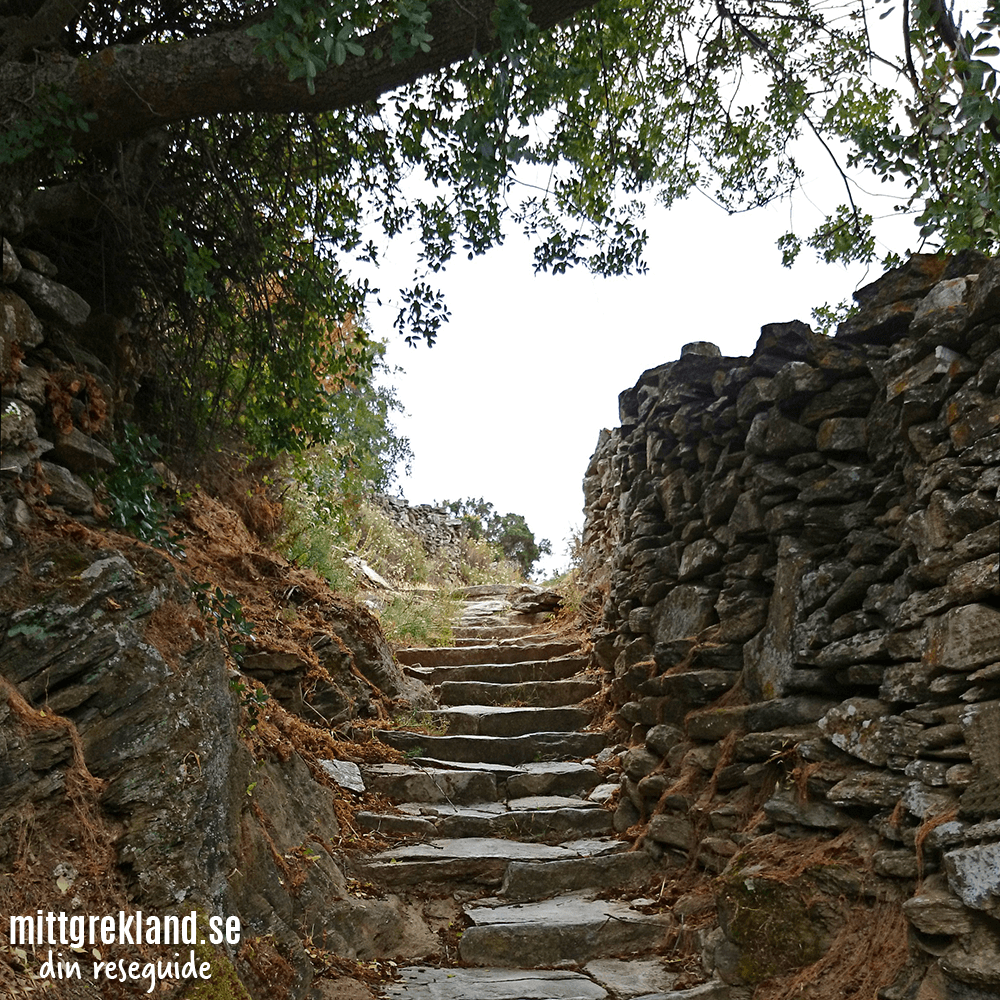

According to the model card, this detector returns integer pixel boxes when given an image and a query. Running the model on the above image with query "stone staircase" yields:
[348,588,736,1000]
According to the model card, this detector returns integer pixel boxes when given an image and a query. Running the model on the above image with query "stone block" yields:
[647,812,695,850]
[826,770,910,807]
[819,698,923,766]
[966,257,1000,326]
[816,417,868,452]
[0,287,44,347]
[945,842,1000,918]
[848,253,947,311]
[678,537,724,581]
[745,411,815,457]
[887,345,976,399]
[763,788,851,830]
[10,364,48,409]
[645,723,684,757]
[1,238,21,283]
[38,460,94,513]
[651,585,717,644]
[14,269,90,328]
[926,605,1000,673]
[623,747,661,781]
[800,376,878,424]
[1,398,37,448]
[948,397,1000,450]
[736,377,777,419]
[903,878,975,935]
[911,277,971,339]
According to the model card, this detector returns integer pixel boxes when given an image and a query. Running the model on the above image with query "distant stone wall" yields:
[373,493,468,560]
[580,253,1000,995]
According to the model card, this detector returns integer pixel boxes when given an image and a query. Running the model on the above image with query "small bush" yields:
[94,422,185,551]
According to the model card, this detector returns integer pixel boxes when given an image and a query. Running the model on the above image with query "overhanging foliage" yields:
[2,0,999,455]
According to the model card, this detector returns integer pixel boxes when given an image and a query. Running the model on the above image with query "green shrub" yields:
[95,423,185,552]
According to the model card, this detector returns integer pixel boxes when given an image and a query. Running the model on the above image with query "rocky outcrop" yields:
[0,531,439,998]
[0,236,439,997]
[580,253,1000,997]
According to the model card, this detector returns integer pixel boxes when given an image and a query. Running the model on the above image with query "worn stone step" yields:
[459,893,674,967]
[426,705,593,738]
[404,655,589,686]
[379,968,740,1000]
[440,807,612,841]
[360,763,499,804]
[380,967,609,1000]
[451,623,543,641]
[355,812,437,838]
[361,760,604,804]
[354,837,625,888]
[505,761,604,799]
[391,799,612,840]
[373,730,608,766]
[356,801,609,842]
[438,677,600,707]
[386,759,605,802]
[395,640,581,668]
[401,758,524,779]
[500,849,659,902]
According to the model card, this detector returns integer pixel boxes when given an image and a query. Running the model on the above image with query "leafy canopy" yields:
[2,0,1000,456]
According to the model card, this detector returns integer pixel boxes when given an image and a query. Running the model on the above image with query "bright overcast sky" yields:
[361,148,917,579]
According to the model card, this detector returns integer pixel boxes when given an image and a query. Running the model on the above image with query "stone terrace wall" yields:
[581,254,1000,996]
[373,493,468,561]
[1,236,121,536]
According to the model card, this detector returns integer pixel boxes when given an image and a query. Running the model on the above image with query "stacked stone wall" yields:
[581,253,1000,995]
[1,236,126,536]
[372,493,468,563]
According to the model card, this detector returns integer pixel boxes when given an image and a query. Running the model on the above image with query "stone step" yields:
[439,806,612,841]
[361,763,499,804]
[395,640,581,668]
[451,624,543,641]
[438,677,600,708]
[505,761,604,799]
[355,812,438,838]
[372,730,608,766]
[378,961,712,1000]
[361,760,603,803]
[500,848,659,902]
[358,799,612,841]
[353,837,625,888]
[426,705,593,738]
[380,967,609,1000]
[405,655,589,686]
[458,893,675,967]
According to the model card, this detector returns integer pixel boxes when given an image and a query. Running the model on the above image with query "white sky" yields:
[360,179,917,579]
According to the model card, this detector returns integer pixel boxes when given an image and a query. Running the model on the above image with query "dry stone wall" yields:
[581,253,1000,997]
[373,494,468,561]
[1,236,122,533]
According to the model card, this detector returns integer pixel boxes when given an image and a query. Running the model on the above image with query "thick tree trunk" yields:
[0,0,596,150]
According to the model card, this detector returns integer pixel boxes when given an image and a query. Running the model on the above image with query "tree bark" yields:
[0,0,597,150]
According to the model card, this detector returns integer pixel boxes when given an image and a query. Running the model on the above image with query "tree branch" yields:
[0,0,597,151]
[0,0,83,62]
